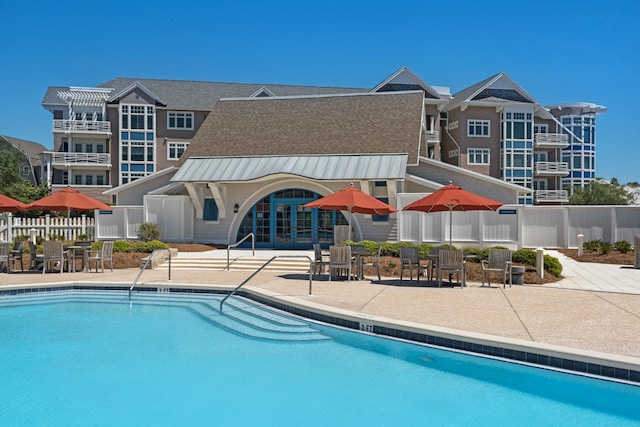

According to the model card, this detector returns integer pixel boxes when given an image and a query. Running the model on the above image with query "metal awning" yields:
[171,154,408,183]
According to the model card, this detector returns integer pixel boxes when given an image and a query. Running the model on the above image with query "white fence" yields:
[397,194,640,249]
[0,214,95,242]
[8,200,638,249]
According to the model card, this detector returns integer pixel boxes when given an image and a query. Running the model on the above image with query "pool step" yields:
[157,256,312,272]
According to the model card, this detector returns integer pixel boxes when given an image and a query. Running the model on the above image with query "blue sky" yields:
[1,0,638,183]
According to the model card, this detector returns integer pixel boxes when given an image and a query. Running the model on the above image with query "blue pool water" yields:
[1,290,639,426]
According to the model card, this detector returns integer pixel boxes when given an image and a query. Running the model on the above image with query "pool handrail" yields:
[227,232,255,270]
[219,255,313,313]
[129,248,172,298]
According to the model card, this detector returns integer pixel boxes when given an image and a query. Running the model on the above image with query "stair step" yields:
[158,257,313,272]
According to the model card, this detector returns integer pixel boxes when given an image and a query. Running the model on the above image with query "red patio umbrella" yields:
[304,184,397,242]
[403,182,503,247]
[28,186,111,242]
[0,194,29,213]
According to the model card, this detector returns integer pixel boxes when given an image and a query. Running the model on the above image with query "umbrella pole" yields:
[348,209,352,243]
[449,207,453,249]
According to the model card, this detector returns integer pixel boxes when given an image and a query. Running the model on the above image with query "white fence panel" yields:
[0,214,94,242]
[521,207,567,248]
[481,209,519,246]
[568,207,612,246]
[144,196,194,242]
[614,207,640,245]
[95,206,143,240]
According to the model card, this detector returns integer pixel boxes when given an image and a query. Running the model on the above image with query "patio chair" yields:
[42,241,69,274]
[426,246,441,281]
[329,245,352,282]
[436,249,465,288]
[87,241,114,273]
[399,246,423,282]
[481,249,513,288]
[361,244,382,281]
[312,243,329,275]
[0,242,10,273]
[9,240,25,272]
[29,241,44,271]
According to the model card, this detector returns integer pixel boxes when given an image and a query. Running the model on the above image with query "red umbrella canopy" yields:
[0,194,29,212]
[403,183,503,213]
[303,185,397,215]
[28,187,111,211]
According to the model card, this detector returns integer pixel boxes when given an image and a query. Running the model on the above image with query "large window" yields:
[167,142,189,160]
[120,104,155,185]
[168,112,194,130]
[467,120,490,137]
[467,148,490,165]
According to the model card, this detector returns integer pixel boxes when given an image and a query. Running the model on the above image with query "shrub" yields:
[614,240,632,253]
[131,240,169,253]
[583,239,601,252]
[544,255,563,277]
[463,248,488,263]
[598,241,612,254]
[112,240,133,253]
[137,222,161,242]
[512,249,536,266]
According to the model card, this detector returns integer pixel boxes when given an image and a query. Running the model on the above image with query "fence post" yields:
[635,235,640,269]
[7,212,13,242]
[81,214,86,237]
[536,247,544,279]
[45,214,50,241]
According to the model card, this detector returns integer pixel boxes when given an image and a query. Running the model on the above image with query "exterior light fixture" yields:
[234,203,239,213]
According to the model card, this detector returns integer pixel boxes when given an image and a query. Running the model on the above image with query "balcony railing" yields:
[425,130,440,144]
[535,190,569,203]
[534,133,568,147]
[45,151,111,168]
[535,161,569,176]
[52,120,111,134]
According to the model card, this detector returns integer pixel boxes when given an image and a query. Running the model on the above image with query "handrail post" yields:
[226,232,255,271]
[129,248,172,299]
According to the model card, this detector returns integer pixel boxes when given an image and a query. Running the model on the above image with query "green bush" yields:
[137,222,161,242]
[583,239,602,251]
[598,241,612,254]
[131,240,169,253]
[463,248,488,263]
[544,255,563,277]
[112,240,133,253]
[614,240,632,253]
[512,249,536,266]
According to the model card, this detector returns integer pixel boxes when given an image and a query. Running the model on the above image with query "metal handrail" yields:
[219,255,314,313]
[129,248,172,298]
[227,232,255,270]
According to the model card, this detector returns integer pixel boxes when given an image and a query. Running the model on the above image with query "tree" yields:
[0,139,26,187]
[568,180,632,205]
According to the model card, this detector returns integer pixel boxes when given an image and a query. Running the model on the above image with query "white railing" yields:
[425,130,440,144]
[534,133,569,147]
[52,119,111,134]
[0,214,95,242]
[535,162,569,175]
[535,190,569,202]
[45,151,111,167]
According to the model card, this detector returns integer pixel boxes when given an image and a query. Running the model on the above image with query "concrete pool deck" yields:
[2,249,639,376]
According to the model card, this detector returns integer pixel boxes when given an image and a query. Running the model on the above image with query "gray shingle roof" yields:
[178,91,425,165]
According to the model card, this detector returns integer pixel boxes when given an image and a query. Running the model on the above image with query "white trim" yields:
[167,141,190,160]
[467,119,490,137]
[467,148,490,165]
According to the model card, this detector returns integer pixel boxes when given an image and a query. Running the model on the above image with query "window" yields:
[97,175,104,186]
[168,142,189,160]
[467,148,490,165]
[75,175,82,185]
[534,124,548,134]
[372,198,389,222]
[467,120,490,137]
[203,198,219,221]
[85,175,93,185]
[120,104,155,185]
[21,166,30,176]
[168,112,194,130]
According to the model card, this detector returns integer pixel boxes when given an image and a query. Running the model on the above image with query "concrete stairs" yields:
[156,254,313,272]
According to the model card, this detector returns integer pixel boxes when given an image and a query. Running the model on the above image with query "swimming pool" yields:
[1,290,639,426]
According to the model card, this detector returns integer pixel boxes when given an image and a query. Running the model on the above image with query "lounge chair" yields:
[481,249,513,288]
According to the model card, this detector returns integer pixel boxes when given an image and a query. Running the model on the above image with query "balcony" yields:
[535,190,569,203]
[45,151,111,170]
[535,162,569,176]
[534,133,568,148]
[425,130,440,144]
[52,120,112,135]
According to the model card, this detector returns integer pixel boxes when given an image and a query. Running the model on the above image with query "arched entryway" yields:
[236,188,348,249]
